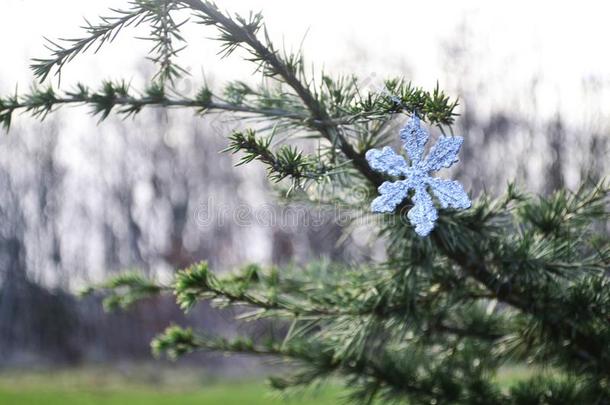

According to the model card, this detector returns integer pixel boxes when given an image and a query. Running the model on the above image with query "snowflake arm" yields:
[371,180,410,213]
[427,177,471,210]
[400,114,429,165]
[423,136,464,173]
[407,186,438,236]
[365,146,408,177]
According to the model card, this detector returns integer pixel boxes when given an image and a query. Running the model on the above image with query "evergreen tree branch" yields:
[31,0,188,84]
[0,82,315,130]
[179,0,386,186]
[172,262,509,346]
[81,271,169,311]
[431,181,610,374]
[142,0,189,83]
[224,129,335,188]
[31,7,145,82]
[152,325,507,404]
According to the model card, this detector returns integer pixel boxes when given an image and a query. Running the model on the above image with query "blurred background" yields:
[0,0,608,403]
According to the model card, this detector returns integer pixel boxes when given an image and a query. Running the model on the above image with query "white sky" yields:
[2,1,610,126]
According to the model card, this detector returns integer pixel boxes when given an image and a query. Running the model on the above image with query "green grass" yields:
[0,384,339,405]
[0,366,340,405]
[0,364,538,404]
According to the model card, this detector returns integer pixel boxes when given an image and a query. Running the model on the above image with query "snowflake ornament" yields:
[365,115,471,237]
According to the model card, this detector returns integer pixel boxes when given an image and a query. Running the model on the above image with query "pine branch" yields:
[31,0,188,84]
[81,271,168,311]
[224,129,335,188]
[0,82,314,130]
[431,181,610,374]
[179,0,386,186]
[31,3,149,82]
[174,261,394,318]
[171,261,509,348]
[139,0,189,83]
[151,325,507,403]
[352,79,459,128]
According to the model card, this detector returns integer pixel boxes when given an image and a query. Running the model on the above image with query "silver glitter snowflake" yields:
[365,115,471,236]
